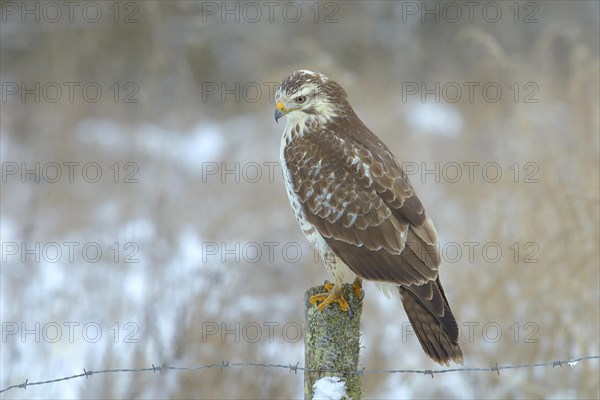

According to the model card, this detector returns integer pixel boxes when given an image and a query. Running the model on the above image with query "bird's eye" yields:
[294,96,306,104]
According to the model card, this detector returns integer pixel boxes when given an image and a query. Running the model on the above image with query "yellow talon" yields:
[352,277,364,300]
[309,284,350,312]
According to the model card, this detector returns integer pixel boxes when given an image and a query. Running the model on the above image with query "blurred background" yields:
[1,1,598,398]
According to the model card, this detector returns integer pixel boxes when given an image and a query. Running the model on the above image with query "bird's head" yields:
[274,70,348,125]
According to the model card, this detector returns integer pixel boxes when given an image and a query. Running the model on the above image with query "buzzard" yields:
[274,70,463,366]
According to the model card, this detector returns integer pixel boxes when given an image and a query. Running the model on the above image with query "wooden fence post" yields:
[304,283,363,399]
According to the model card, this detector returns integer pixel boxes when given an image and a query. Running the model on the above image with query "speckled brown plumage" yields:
[275,70,463,366]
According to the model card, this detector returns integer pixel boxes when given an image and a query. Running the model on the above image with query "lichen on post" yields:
[304,283,363,400]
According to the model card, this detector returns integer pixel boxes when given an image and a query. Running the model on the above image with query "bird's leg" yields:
[352,276,363,300]
[309,276,365,312]
[308,280,334,306]
[309,280,350,312]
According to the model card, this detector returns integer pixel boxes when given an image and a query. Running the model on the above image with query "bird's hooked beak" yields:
[274,101,286,123]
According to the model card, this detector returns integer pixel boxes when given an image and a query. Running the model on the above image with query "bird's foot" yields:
[352,277,364,300]
[309,281,350,312]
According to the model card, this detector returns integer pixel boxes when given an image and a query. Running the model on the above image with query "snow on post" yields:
[312,376,348,400]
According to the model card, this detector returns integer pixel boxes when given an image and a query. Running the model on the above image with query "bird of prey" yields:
[274,70,463,366]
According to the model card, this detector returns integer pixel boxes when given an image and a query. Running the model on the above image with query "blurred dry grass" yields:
[1,1,598,398]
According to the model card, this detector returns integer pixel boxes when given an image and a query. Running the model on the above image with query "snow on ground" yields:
[77,118,225,170]
[402,101,463,138]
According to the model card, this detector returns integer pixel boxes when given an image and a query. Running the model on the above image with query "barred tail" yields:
[399,278,463,366]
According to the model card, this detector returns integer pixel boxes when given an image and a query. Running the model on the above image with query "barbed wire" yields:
[1,355,598,394]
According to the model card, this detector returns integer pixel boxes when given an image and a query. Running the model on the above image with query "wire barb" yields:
[288,362,300,374]
[491,363,500,375]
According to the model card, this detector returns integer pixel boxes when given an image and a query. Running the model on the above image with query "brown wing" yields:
[284,120,440,286]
